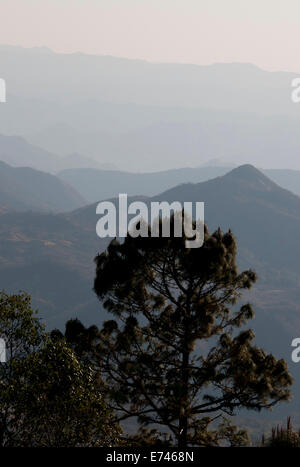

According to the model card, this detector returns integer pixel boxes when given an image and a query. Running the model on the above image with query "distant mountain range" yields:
[58,167,231,202]
[0,160,86,212]
[0,133,116,173]
[25,114,300,171]
[1,45,300,170]
[0,44,297,113]
[58,165,300,202]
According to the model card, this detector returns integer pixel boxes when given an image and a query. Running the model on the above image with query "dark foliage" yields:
[93,219,292,447]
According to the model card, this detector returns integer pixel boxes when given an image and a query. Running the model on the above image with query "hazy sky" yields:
[1,0,300,72]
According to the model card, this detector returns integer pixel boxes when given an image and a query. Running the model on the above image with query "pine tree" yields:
[93,220,292,447]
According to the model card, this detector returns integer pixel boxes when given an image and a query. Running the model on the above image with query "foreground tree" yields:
[0,291,120,446]
[0,291,44,445]
[51,318,100,365]
[10,339,120,447]
[93,221,292,447]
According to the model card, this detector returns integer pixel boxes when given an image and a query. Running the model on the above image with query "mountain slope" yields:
[152,165,300,275]
[1,164,300,345]
[65,164,300,332]
[0,133,112,173]
[0,133,63,173]
[0,161,86,212]
[1,163,296,330]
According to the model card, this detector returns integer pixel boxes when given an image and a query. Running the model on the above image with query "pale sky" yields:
[1,0,300,72]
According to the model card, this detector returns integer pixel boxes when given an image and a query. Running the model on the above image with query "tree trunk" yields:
[178,344,189,448]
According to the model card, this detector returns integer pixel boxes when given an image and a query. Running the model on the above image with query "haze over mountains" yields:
[58,165,300,202]
[1,45,300,171]
[0,44,297,112]
[0,133,115,173]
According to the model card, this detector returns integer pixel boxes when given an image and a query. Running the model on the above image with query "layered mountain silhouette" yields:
[63,164,300,290]
[2,45,300,171]
[58,166,232,203]
[0,133,109,173]
[0,134,62,173]
[0,160,86,212]
[0,45,296,113]
[0,164,299,333]
[59,165,300,202]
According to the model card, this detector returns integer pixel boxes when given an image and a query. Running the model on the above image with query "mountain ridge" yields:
[58,164,300,203]
[0,160,86,212]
